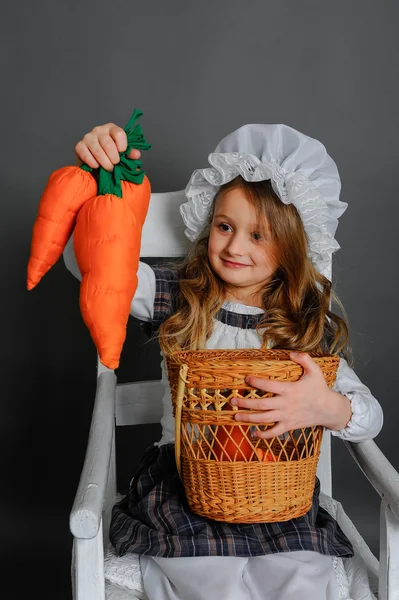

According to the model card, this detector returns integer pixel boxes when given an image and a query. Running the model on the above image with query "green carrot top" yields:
[81,108,151,198]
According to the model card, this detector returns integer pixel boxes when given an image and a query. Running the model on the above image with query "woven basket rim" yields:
[168,348,339,365]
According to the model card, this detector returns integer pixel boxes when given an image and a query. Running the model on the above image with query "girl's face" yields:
[208,188,278,304]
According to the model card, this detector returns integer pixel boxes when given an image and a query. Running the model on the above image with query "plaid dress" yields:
[109,267,354,559]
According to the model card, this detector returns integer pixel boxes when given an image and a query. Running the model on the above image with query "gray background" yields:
[1,1,398,597]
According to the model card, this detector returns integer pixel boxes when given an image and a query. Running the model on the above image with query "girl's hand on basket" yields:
[74,123,141,171]
[232,352,352,439]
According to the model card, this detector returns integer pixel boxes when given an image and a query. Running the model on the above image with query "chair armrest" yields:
[70,371,117,539]
[344,439,399,520]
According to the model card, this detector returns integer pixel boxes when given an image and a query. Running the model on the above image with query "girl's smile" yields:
[221,258,251,268]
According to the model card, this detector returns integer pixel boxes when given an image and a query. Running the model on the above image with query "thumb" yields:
[127,148,141,160]
[289,351,317,376]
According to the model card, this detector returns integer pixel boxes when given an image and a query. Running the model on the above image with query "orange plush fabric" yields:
[27,166,97,290]
[213,423,254,461]
[74,176,151,369]
[27,109,151,369]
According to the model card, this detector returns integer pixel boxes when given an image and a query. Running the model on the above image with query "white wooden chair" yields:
[64,190,399,600]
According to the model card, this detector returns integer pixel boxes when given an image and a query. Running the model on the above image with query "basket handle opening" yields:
[174,363,189,479]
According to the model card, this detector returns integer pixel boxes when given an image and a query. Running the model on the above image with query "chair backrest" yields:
[140,189,190,258]
[65,189,333,497]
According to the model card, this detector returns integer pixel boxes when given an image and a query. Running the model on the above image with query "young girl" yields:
[73,121,383,600]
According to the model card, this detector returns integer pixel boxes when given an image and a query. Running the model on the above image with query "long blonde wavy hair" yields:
[158,176,352,364]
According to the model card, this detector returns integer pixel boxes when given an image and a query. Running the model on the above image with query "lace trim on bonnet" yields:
[179,124,348,281]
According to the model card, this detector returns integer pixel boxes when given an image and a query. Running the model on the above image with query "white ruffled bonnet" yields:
[180,124,348,279]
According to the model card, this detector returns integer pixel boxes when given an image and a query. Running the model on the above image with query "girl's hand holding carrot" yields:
[232,351,353,439]
[74,123,141,170]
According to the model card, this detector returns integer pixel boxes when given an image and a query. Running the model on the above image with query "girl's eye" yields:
[219,223,233,233]
[252,232,263,241]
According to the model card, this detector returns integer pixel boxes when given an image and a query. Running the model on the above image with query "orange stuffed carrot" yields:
[213,389,280,462]
[255,448,279,462]
[73,110,151,369]
[213,423,254,461]
[213,428,279,462]
[27,166,97,289]
[212,391,254,460]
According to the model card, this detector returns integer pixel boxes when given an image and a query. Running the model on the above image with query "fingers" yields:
[109,125,128,153]
[243,354,320,395]
[97,133,122,167]
[127,148,141,160]
[255,423,290,439]
[74,138,101,169]
[244,376,292,395]
[74,123,137,171]
[235,409,281,424]
[289,351,319,376]
[82,135,115,171]
[232,396,280,411]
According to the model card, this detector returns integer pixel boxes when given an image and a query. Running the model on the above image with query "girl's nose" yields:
[226,232,247,256]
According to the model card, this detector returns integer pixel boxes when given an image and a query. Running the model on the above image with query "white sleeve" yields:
[330,357,383,442]
[62,233,155,322]
[130,261,155,322]
[63,233,82,282]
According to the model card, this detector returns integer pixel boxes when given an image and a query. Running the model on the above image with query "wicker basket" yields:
[166,349,340,524]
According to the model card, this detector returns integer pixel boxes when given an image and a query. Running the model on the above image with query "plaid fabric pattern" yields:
[215,307,264,329]
[151,267,180,333]
[109,444,354,558]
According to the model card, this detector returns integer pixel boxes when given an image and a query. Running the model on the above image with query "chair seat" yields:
[105,544,146,599]
[105,581,146,600]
